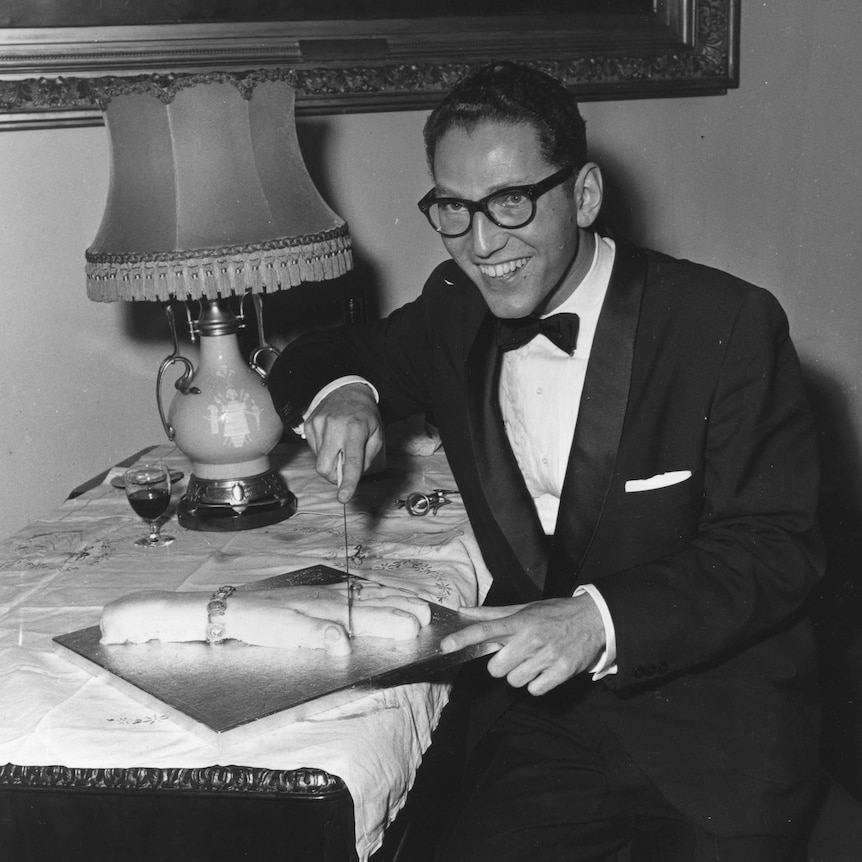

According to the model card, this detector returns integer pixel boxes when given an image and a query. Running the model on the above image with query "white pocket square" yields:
[625,470,692,493]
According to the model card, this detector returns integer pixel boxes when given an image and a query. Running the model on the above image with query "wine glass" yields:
[123,463,175,548]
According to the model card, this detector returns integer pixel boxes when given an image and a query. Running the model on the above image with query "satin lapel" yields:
[544,241,647,598]
[466,313,548,600]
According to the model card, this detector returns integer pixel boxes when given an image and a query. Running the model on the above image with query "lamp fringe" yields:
[86,226,352,302]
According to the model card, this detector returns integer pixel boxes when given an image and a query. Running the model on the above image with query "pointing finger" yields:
[440,618,512,654]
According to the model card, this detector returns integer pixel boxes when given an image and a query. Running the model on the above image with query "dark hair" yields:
[423,61,587,173]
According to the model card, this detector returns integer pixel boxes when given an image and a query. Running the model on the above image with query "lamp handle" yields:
[247,293,282,382]
[157,305,200,441]
[249,345,281,382]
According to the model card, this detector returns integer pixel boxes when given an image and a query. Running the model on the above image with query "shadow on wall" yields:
[803,364,862,803]
[589,145,650,248]
[804,365,862,514]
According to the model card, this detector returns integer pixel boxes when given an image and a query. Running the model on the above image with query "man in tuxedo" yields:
[267,62,824,861]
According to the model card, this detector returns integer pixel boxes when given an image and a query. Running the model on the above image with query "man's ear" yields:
[575,163,603,229]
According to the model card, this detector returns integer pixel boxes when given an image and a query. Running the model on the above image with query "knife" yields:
[335,452,354,638]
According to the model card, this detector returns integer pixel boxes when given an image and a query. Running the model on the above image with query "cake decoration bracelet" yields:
[205,585,236,645]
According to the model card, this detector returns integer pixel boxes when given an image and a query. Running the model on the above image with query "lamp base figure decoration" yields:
[85,75,353,531]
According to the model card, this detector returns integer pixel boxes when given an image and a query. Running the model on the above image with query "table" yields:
[0,442,491,861]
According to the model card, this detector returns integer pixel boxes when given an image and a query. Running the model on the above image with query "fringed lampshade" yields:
[87,78,351,301]
[86,77,353,531]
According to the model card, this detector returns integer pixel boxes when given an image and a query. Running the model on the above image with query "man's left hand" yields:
[440,596,606,696]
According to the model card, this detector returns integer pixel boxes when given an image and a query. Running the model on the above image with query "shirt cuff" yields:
[293,376,380,439]
[574,583,618,680]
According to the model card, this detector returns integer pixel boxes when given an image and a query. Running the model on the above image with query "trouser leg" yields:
[432,697,631,862]
[433,694,806,862]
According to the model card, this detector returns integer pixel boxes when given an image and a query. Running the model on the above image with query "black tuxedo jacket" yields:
[269,236,824,837]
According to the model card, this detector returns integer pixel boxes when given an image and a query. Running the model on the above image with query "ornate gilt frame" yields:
[0,0,738,130]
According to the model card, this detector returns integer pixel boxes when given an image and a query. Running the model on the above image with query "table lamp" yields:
[86,77,352,531]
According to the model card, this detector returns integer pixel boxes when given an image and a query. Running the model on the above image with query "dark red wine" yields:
[128,488,170,520]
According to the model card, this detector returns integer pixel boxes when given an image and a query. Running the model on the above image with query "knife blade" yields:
[336,452,354,638]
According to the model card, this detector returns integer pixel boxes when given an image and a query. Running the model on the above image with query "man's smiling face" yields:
[432,120,592,319]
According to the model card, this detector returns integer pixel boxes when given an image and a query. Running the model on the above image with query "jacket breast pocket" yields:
[593,470,704,573]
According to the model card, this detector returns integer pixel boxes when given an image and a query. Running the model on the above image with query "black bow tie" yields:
[497,312,580,355]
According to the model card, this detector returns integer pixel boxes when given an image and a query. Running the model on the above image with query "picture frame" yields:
[0,0,738,130]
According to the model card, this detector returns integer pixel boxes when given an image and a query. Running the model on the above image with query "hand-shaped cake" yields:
[100,581,432,656]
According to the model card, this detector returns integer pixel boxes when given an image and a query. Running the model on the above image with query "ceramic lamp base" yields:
[177,469,297,531]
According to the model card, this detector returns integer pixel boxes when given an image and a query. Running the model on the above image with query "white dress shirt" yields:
[499,235,618,677]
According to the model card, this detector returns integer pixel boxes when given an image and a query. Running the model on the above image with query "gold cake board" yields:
[53,565,490,747]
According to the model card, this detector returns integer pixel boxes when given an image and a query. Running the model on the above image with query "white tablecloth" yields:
[0,443,491,860]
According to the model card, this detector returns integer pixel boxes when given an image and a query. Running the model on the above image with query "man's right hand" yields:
[302,383,384,502]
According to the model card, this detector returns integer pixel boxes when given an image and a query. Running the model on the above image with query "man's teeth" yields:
[478,258,528,278]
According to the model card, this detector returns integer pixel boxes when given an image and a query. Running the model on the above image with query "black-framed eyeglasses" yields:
[417,165,575,238]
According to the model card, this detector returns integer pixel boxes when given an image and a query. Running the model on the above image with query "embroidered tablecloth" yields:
[0,443,491,861]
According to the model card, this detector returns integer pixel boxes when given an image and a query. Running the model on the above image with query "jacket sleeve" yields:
[594,288,824,689]
[267,268,452,430]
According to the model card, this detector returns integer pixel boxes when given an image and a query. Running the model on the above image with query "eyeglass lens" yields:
[427,191,535,236]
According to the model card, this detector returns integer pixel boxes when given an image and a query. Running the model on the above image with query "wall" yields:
[1,0,860,537]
